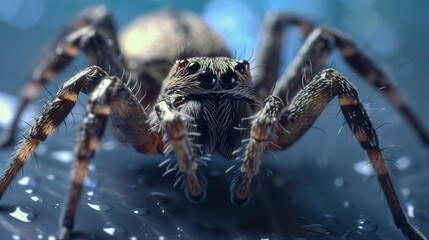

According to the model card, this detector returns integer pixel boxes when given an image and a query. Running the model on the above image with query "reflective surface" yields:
[1,1,429,239]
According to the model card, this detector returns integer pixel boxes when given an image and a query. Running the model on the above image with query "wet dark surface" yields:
[1,1,429,240]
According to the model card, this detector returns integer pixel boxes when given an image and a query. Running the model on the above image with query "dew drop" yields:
[353,160,374,176]
[87,200,113,212]
[46,174,55,180]
[36,228,44,239]
[405,198,429,221]
[149,192,171,206]
[17,176,38,190]
[86,190,102,201]
[53,203,62,210]
[323,214,339,225]
[132,208,149,216]
[11,234,21,240]
[51,150,74,163]
[9,205,36,222]
[84,175,99,188]
[395,156,411,170]
[355,218,377,234]
[300,224,332,235]
[333,178,345,188]
[30,194,44,203]
[103,221,126,237]
[343,201,351,208]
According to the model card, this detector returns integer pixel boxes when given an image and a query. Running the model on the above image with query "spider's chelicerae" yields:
[0,5,427,240]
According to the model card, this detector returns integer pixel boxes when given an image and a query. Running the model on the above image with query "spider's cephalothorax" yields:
[160,58,256,158]
[0,5,427,240]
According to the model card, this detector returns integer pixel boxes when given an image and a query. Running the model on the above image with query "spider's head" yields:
[161,57,256,102]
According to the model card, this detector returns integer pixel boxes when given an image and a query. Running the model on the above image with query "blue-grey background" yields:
[0,0,428,239]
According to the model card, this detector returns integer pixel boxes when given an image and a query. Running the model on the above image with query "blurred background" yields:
[0,0,428,239]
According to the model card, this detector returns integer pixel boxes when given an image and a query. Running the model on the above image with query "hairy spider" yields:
[0,5,427,240]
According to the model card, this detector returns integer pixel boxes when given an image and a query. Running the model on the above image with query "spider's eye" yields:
[178,59,189,68]
[187,61,200,74]
[220,68,238,89]
[199,68,216,89]
[234,60,249,74]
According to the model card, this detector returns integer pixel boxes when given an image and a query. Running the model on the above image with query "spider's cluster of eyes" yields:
[177,59,249,89]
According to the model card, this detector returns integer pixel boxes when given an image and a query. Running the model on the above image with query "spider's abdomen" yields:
[119,10,231,69]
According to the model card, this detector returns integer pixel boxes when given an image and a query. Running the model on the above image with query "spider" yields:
[0,4,427,240]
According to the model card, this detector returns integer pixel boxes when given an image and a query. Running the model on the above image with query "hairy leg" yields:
[274,69,425,240]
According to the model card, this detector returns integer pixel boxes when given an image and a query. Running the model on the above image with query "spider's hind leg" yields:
[0,5,125,148]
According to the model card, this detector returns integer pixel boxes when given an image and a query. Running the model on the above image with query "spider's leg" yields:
[274,69,425,240]
[0,66,107,198]
[155,99,207,203]
[0,66,158,238]
[230,96,283,206]
[273,26,429,147]
[252,13,315,101]
[59,74,158,238]
[0,5,126,148]
[328,28,429,147]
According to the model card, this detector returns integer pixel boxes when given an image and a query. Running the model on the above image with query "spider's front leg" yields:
[230,96,283,206]
[272,69,424,240]
[0,66,158,239]
[155,99,207,203]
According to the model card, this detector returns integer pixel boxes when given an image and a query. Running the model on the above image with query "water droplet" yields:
[317,157,329,168]
[159,207,169,214]
[47,236,56,240]
[87,200,113,212]
[149,192,171,206]
[51,150,74,163]
[17,176,38,193]
[343,201,351,208]
[36,228,44,239]
[9,205,36,222]
[333,178,345,188]
[355,218,377,234]
[53,203,62,210]
[11,234,21,240]
[132,208,149,216]
[129,236,137,240]
[406,198,429,221]
[323,214,338,225]
[159,236,165,240]
[84,175,99,188]
[47,174,55,180]
[353,160,374,176]
[300,224,332,235]
[395,156,411,170]
[86,191,102,201]
[103,221,126,237]
[30,194,43,203]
